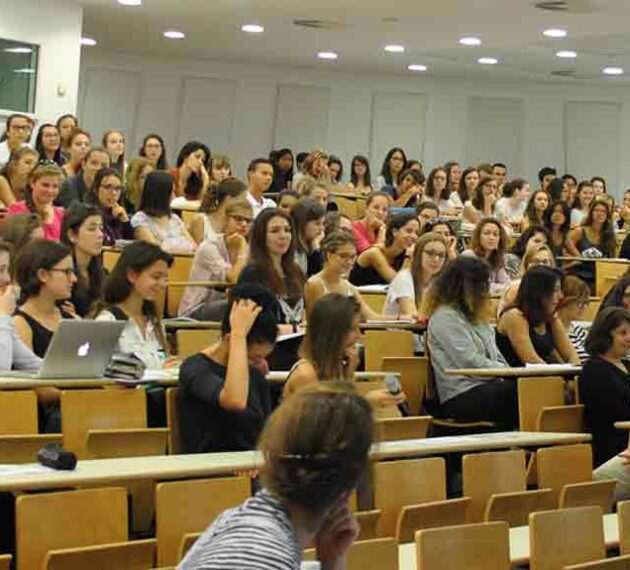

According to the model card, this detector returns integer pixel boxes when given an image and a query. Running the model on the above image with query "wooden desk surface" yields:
[615,421,630,429]
[444,365,582,378]
[0,431,589,492]
[360,321,426,331]
[557,256,630,265]
[397,512,617,568]
[164,320,222,330]
[265,370,398,383]
[167,281,229,289]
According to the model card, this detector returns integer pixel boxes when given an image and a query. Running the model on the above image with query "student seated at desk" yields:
[580,308,630,470]
[61,203,105,317]
[557,275,591,363]
[180,384,372,570]
[291,198,325,277]
[425,256,516,427]
[598,272,630,315]
[94,241,173,369]
[350,191,390,253]
[496,266,579,367]
[179,199,252,320]
[178,284,278,454]
[349,212,419,286]
[503,225,551,281]
[284,293,403,409]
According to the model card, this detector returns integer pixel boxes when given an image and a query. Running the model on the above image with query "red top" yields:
[7,202,65,241]
[351,220,376,253]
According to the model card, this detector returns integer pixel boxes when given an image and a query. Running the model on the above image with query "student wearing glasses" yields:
[420,218,459,260]
[88,167,134,246]
[179,200,253,320]
[0,114,33,168]
[557,275,591,363]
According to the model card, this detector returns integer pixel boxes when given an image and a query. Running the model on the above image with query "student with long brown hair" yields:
[124,157,154,213]
[102,129,126,176]
[56,114,78,160]
[56,147,111,208]
[61,129,92,178]
[0,146,39,206]
[350,191,390,253]
[89,167,134,246]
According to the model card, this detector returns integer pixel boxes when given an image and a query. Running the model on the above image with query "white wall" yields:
[80,48,630,198]
[0,0,83,124]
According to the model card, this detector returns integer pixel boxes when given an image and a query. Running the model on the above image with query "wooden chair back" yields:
[538,406,584,432]
[354,380,399,419]
[484,489,555,527]
[364,330,414,370]
[102,249,121,272]
[0,555,10,570]
[86,428,168,458]
[155,476,250,566]
[335,197,359,219]
[536,444,593,505]
[529,506,605,570]
[177,533,200,562]
[396,497,470,544]
[165,388,181,454]
[0,434,62,463]
[462,450,527,522]
[180,210,197,226]
[618,500,630,555]
[166,256,194,317]
[564,555,630,569]
[559,480,616,513]
[346,538,398,570]
[583,298,600,322]
[60,389,147,459]
[0,390,39,433]
[596,261,628,298]
[375,416,431,442]
[355,510,381,541]
[176,329,220,358]
[517,376,565,431]
[16,487,128,570]
[46,539,156,570]
[416,521,510,570]
[373,457,446,537]
[381,356,428,415]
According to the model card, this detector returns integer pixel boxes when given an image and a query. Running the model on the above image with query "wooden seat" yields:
[416,521,510,569]
[346,538,398,570]
[395,497,470,543]
[87,428,168,458]
[364,330,414,370]
[355,510,381,541]
[529,506,605,570]
[180,210,197,226]
[155,476,250,566]
[375,416,431,441]
[536,444,594,505]
[16,487,128,570]
[373,457,446,537]
[46,539,156,570]
[538,405,584,432]
[559,480,615,513]
[564,555,630,569]
[165,388,181,454]
[596,261,628,297]
[178,533,200,562]
[518,376,580,432]
[166,255,193,317]
[618,500,630,555]
[484,489,555,527]
[61,389,161,459]
[381,356,427,415]
[462,449,527,522]
[176,329,220,358]
[0,555,10,570]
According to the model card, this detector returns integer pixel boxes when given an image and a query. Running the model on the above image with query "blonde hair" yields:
[124,157,153,209]
[519,244,555,275]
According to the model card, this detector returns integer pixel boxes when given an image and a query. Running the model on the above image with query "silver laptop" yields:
[12,320,126,379]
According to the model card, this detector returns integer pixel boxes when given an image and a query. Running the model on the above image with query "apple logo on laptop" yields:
[77,342,91,357]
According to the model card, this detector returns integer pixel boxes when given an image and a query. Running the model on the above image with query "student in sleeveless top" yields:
[349,212,419,287]
[61,203,105,317]
[544,201,580,259]
[304,230,381,320]
[350,191,390,253]
[94,241,173,370]
[283,294,404,411]
[177,284,277,454]
[180,384,373,570]
[188,177,247,245]
[496,266,579,367]
[567,199,616,290]
[13,239,77,432]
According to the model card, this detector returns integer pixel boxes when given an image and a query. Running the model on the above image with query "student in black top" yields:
[496,265,579,367]
[178,284,278,454]
[88,167,134,246]
[61,203,105,317]
[580,307,630,467]
[291,198,325,277]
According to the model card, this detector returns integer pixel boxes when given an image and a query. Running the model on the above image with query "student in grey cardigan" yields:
[425,256,518,428]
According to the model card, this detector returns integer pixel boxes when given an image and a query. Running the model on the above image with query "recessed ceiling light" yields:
[14,68,35,74]
[555,50,577,59]
[543,28,567,38]
[164,30,186,40]
[478,57,498,65]
[459,36,482,46]
[603,66,624,76]
[117,0,142,5]
[407,64,428,72]
[384,44,405,53]
[4,47,32,54]
[80,37,97,46]
[317,51,338,60]
[241,24,264,33]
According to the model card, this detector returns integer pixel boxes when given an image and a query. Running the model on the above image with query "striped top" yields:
[178,489,302,570]
[569,323,589,364]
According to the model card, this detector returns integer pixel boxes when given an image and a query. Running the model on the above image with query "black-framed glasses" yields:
[49,268,76,277]
[100,184,123,193]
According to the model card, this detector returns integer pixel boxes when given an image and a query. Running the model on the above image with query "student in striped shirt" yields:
[557,275,591,364]
[179,384,374,570]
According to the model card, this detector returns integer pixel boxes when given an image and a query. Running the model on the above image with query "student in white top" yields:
[494,178,530,229]
[376,147,407,191]
[188,177,247,245]
[384,232,447,319]
[463,177,500,225]
[95,241,174,369]
[571,180,595,227]
[0,114,32,168]
[245,158,276,218]
[425,167,457,215]
[450,166,479,210]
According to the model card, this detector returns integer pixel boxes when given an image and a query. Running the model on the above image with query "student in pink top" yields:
[350,191,390,253]
[7,164,65,241]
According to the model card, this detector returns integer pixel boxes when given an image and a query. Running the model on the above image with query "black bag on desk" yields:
[104,352,146,380]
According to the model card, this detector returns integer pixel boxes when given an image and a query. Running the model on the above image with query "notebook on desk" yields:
[7,320,125,380]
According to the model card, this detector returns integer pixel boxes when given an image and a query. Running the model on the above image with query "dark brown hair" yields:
[585,306,630,356]
[469,218,507,271]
